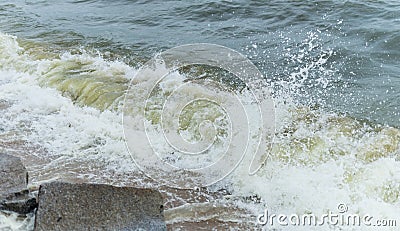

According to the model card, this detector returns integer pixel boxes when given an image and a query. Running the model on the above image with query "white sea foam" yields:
[0,32,399,230]
[0,212,34,231]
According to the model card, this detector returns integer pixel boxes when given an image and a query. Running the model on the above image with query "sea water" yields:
[0,1,399,230]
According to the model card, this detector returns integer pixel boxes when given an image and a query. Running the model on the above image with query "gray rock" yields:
[0,190,38,214]
[0,153,28,196]
[34,182,166,231]
[0,153,37,214]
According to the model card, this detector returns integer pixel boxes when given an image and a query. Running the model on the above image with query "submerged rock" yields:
[34,182,166,231]
[0,153,28,196]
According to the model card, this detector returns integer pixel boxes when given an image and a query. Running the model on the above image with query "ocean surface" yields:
[0,0,399,230]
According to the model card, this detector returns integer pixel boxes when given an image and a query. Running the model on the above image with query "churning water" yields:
[0,1,399,230]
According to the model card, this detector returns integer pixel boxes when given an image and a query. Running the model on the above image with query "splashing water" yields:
[0,27,399,231]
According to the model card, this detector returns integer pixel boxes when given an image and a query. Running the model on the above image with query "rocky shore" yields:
[0,153,166,230]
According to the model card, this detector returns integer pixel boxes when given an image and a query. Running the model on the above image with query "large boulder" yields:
[0,153,28,196]
[34,182,166,231]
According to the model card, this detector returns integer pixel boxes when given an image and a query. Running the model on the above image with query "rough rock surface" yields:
[0,189,37,214]
[0,153,28,196]
[34,182,166,231]
[0,153,37,214]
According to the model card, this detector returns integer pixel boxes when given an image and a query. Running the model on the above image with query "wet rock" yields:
[0,153,28,196]
[0,153,37,214]
[0,190,38,214]
[34,182,166,231]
